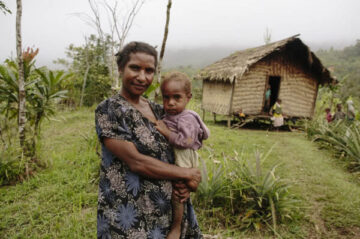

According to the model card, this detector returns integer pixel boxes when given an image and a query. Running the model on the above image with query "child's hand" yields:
[173,181,190,203]
[155,120,172,139]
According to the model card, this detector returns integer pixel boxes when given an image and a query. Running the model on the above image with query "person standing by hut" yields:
[325,107,332,123]
[264,84,271,114]
[270,98,284,130]
[332,103,346,121]
[346,100,356,122]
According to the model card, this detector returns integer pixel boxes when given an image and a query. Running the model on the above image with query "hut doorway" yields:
[269,76,281,107]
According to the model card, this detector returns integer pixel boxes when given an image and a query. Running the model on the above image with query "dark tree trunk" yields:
[155,0,172,101]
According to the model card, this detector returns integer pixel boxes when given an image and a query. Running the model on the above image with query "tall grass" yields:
[0,115,27,185]
[304,118,360,172]
[193,146,299,234]
[0,145,25,185]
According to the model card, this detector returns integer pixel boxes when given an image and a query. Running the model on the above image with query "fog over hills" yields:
[162,40,355,69]
[19,39,355,70]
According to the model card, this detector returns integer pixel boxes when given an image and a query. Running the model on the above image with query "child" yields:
[270,98,284,129]
[325,107,332,123]
[332,103,346,121]
[264,84,271,113]
[155,71,210,239]
[346,100,356,121]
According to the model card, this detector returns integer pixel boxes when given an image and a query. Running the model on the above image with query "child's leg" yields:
[167,193,184,239]
[167,148,198,239]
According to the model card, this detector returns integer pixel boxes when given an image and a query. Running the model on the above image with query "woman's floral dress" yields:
[95,94,202,239]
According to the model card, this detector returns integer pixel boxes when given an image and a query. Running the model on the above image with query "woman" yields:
[95,41,202,238]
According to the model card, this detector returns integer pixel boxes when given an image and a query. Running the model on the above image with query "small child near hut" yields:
[346,100,356,121]
[264,84,271,113]
[155,71,210,239]
[325,107,332,123]
[270,98,284,129]
[332,103,346,121]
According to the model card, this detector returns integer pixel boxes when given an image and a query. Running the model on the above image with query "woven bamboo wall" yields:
[202,80,233,115]
[232,71,265,115]
[232,53,318,117]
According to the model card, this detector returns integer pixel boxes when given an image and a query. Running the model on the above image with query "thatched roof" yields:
[198,34,335,85]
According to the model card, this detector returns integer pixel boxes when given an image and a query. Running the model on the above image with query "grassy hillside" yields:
[1,107,360,238]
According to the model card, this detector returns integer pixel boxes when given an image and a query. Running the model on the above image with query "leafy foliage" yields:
[0,0,11,15]
[0,144,24,185]
[193,147,299,233]
[317,40,360,101]
[55,34,113,106]
[0,49,69,183]
[312,121,360,171]
[0,115,25,185]
[302,115,360,172]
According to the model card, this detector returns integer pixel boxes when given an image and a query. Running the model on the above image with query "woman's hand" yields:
[186,168,201,192]
[155,120,172,140]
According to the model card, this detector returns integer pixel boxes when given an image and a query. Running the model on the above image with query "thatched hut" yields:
[198,35,335,126]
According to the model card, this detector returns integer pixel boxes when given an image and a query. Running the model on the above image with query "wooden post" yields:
[213,112,216,123]
[227,115,231,128]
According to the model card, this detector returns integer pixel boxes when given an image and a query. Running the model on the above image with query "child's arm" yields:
[166,116,200,149]
[155,119,197,148]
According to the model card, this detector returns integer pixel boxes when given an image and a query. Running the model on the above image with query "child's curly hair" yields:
[161,71,192,95]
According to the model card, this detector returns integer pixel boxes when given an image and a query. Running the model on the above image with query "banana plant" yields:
[0,58,69,157]
[31,68,69,134]
[0,63,37,120]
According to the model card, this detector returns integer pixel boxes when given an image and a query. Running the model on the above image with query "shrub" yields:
[313,121,360,171]
[229,151,298,231]
[195,158,229,209]
[0,115,27,185]
[0,144,25,185]
[193,147,299,233]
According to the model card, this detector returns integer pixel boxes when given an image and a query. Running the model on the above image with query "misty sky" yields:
[1,0,360,67]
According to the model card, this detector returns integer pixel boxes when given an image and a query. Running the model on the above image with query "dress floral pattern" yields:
[95,94,202,239]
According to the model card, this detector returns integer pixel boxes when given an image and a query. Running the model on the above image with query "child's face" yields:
[161,80,191,115]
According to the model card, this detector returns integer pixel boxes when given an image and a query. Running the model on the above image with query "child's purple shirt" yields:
[163,109,210,150]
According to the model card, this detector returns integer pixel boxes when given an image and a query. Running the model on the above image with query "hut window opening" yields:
[268,76,281,107]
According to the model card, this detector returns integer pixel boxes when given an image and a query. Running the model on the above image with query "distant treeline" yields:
[316,40,360,100]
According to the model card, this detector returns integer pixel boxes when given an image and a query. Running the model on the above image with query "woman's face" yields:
[120,52,156,98]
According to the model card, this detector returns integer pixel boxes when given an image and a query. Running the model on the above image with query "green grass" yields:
[197,123,360,238]
[0,108,98,238]
[1,107,360,238]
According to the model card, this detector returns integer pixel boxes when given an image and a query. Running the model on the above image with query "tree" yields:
[16,0,26,152]
[55,35,112,106]
[316,40,360,101]
[32,68,68,136]
[0,53,69,158]
[104,0,145,89]
[155,0,172,101]
[0,0,11,15]
[74,0,145,89]
[80,36,90,107]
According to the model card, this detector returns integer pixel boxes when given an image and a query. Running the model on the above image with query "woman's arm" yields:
[103,137,201,183]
